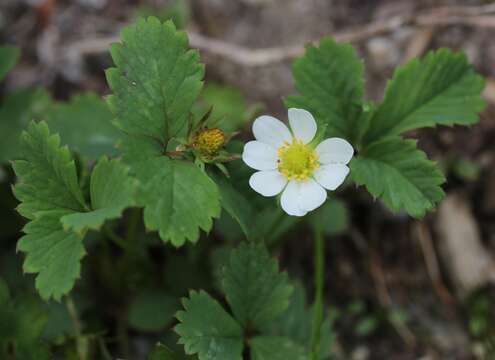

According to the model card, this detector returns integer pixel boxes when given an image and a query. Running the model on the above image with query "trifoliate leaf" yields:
[61,157,136,234]
[106,16,203,142]
[0,88,52,163]
[362,49,485,144]
[0,45,19,81]
[12,121,88,299]
[13,121,87,220]
[222,242,293,331]
[128,289,179,332]
[250,336,306,360]
[175,290,243,360]
[350,138,445,218]
[106,17,219,245]
[285,37,365,144]
[44,93,120,160]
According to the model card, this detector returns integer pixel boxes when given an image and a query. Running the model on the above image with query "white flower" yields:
[242,108,354,216]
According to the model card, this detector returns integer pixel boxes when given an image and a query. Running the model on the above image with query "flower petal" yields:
[249,170,287,197]
[253,115,292,149]
[242,141,278,170]
[314,164,350,190]
[288,108,317,144]
[298,179,327,212]
[280,180,307,217]
[316,138,354,164]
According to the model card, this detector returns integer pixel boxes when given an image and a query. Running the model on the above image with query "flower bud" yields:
[192,128,226,156]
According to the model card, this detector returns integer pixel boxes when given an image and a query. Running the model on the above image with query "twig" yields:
[413,222,455,306]
[369,249,417,348]
[65,4,495,68]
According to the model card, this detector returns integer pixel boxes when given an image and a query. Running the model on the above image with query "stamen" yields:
[278,139,319,180]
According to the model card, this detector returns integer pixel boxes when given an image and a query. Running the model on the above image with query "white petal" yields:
[288,108,317,144]
[280,181,307,217]
[314,164,350,190]
[316,138,354,164]
[242,141,278,170]
[253,115,292,149]
[298,179,327,212]
[249,171,287,197]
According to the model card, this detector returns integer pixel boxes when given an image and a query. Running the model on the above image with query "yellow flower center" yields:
[193,128,226,156]
[278,139,320,181]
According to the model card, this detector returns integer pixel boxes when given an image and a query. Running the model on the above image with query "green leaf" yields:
[18,211,86,300]
[0,291,51,360]
[271,282,310,345]
[129,145,220,246]
[250,336,306,360]
[213,174,253,240]
[9,297,48,343]
[61,157,136,234]
[175,290,243,360]
[362,49,485,144]
[350,138,445,218]
[106,17,219,245]
[106,16,204,142]
[0,45,20,81]
[222,242,293,331]
[0,88,52,163]
[129,289,179,332]
[271,282,335,360]
[13,121,86,220]
[285,37,365,143]
[42,301,73,340]
[12,122,89,300]
[44,93,120,160]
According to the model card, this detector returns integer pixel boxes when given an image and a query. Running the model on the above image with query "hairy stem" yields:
[310,229,325,360]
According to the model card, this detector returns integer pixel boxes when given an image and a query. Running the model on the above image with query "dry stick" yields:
[66,4,495,68]
[369,249,417,349]
[413,222,455,306]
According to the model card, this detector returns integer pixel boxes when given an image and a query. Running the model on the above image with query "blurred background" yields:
[1,0,495,359]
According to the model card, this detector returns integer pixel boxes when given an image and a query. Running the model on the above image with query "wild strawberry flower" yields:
[242,108,354,216]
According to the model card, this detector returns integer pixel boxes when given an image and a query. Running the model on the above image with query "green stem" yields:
[310,229,325,360]
[66,296,88,360]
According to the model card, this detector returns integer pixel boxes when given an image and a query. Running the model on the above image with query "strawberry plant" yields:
[0,15,485,359]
